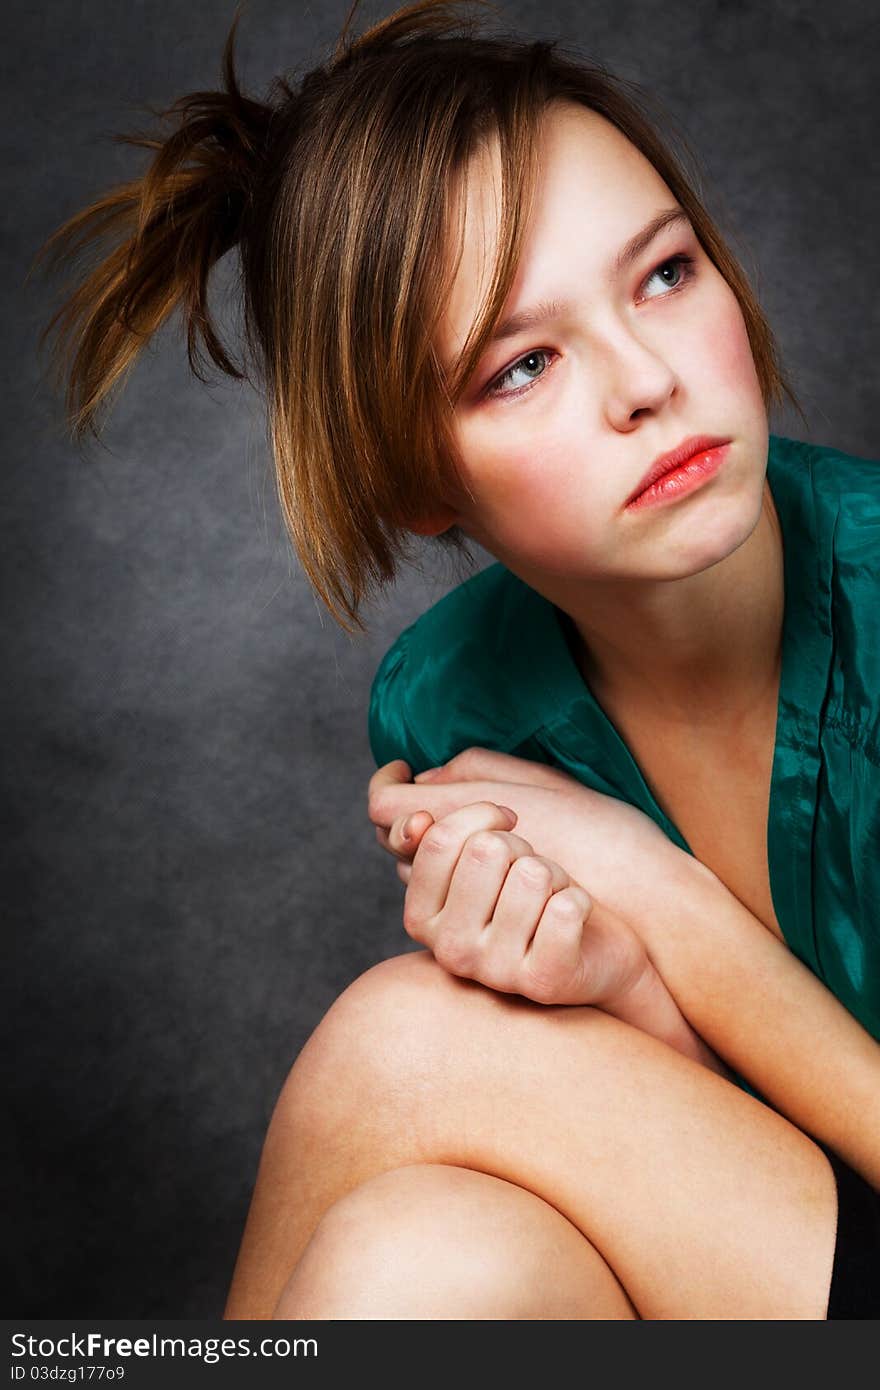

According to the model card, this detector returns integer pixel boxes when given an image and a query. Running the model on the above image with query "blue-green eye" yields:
[486,349,553,399]
[641,253,696,299]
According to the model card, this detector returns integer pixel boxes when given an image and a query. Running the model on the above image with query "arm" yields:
[639,854,880,1188]
[601,951,735,1081]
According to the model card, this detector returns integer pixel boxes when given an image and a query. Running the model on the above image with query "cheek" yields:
[461,445,561,537]
[457,435,608,562]
[695,288,763,399]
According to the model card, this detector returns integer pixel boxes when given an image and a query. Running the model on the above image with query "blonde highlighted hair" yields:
[33,0,803,632]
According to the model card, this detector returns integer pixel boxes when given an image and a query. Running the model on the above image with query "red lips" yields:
[626,435,731,506]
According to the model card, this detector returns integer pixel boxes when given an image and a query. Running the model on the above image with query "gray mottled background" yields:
[5,0,877,1316]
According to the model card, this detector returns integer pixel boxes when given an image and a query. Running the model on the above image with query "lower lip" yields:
[625,444,730,511]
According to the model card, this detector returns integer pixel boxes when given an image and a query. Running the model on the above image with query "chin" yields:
[692,500,761,569]
[666,497,759,576]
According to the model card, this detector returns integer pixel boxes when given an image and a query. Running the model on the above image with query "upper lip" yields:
[625,435,730,505]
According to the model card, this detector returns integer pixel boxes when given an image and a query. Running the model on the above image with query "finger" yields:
[369,768,496,831]
[419,827,537,974]
[414,747,577,790]
[367,759,413,824]
[480,855,572,980]
[387,808,435,858]
[522,885,593,1004]
[376,780,524,835]
[402,803,520,940]
[397,822,536,900]
[376,812,433,860]
[440,829,539,929]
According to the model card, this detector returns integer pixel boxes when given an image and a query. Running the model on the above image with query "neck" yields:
[558,482,784,732]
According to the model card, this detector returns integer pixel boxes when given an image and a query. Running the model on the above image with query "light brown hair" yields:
[33,0,804,633]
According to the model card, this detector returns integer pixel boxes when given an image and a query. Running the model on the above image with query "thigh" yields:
[817,1141,880,1319]
[225,950,838,1320]
[273,1162,639,1319]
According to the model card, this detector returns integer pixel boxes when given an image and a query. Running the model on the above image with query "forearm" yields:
[600,956,735,1081]
[640,856,880,1188]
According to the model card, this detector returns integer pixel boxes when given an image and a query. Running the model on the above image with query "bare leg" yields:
[273,1163,638,1319]
[225,950,838,1320]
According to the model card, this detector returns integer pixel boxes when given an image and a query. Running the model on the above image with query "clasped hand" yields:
[367,746,694,1012]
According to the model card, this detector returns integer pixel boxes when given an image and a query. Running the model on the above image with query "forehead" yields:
[438,100,675,370]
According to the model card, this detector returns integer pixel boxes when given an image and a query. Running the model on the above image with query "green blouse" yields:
[369,433,880,1056]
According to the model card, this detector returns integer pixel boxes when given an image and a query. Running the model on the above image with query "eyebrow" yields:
[483,206,691,349]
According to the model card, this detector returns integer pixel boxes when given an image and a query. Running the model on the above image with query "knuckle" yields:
[567,884,593,915]
[520,966,559,1005]
[514,856,553,891]
[432,932,478,977]
[457,746,483,773]
[465,829,508,864]
[420,823,457,855]
[400,895,430,939]
[479,961,518,995]
[401,901,427,941]
[547,888,584,918]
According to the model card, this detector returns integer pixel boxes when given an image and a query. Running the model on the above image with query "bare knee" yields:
[284,946,594,1097]
[274,949,607,1168]
[277,949,528,1134]
[272,1162,636,1320]
[272,1163,523,1318]
[273,947,628,1189]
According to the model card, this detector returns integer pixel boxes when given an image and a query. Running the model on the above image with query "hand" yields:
[369,748,735,1074]
[378,792,733,1077]
[386,796,649,1008]
[368,747,692,938]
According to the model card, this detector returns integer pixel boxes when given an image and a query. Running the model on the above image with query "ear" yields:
[405,504,462,537]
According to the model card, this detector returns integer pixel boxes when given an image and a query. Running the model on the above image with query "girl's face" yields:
[432,100,770,588]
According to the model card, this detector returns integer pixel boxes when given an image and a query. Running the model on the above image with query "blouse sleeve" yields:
[367,629,435,774]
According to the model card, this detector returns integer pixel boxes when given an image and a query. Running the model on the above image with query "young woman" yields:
[36,0,880,1318]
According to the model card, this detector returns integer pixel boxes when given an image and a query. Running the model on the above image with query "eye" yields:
[640,252,696,300]
[484,349,555,401]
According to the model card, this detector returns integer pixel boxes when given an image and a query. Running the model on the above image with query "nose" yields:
[599,326,677,430]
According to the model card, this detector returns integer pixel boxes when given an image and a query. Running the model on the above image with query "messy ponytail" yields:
[33,7,279,426]
[34,0,804,633]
